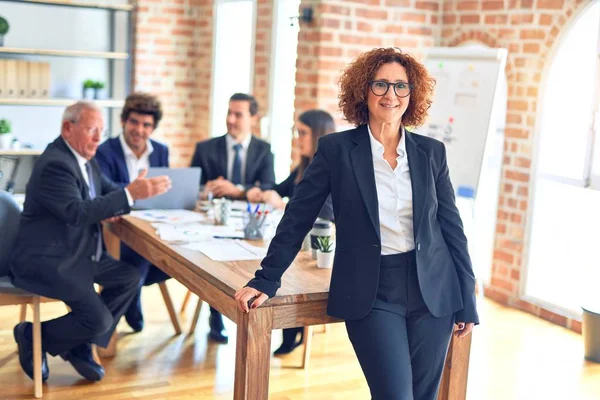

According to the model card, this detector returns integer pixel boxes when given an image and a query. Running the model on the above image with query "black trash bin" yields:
[582,305,600,363]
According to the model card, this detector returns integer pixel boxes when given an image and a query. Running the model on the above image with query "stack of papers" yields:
[129,209,261,261]
[154,223,244,241]
[182,239,267,261]
[130,209,207,224]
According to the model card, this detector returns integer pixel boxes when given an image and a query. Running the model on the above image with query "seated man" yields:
[10,101,171,382]
[96,92,170,332]
[190,93,275,343]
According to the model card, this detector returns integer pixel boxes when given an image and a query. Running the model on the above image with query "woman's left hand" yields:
[453,322,474,338]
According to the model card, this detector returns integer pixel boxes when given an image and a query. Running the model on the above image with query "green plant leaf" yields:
[0,119,11,134]
[0,16,9,36]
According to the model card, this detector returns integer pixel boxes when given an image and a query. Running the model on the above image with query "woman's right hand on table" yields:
[234,286,269,313]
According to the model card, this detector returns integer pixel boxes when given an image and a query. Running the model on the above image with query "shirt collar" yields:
[226,132,252,150]
[63,137,88,170]
[367,124,406,158]
[119,133,154,159]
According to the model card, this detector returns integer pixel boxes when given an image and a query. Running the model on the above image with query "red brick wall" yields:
[134,0,214,167]
[442,0,589,333]
[290,0,442,164]
[294,0,442,125]
[253,0,274,136]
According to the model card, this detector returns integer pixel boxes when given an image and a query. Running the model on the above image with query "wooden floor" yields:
[1,281,599,399]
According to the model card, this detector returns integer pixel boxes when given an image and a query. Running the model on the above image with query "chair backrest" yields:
[0,191,21,277]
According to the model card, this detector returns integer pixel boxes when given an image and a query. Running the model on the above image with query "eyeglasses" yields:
[70,120,108,138]
[369,80,412,98]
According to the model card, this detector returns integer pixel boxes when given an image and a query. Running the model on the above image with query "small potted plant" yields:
[0,119,13,149]
[316,236,334,269]
[82,79,95,99]
[92,81,106,99]
[0,16,9,47]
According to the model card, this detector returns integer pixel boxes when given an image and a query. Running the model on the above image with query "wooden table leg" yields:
[437,333,473,400]
[300,325,313,369]
[234,307,273,400]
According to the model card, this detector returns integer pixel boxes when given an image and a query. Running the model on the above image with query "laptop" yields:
[132,167,202,211]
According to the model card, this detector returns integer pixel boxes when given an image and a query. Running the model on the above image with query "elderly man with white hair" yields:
[9,101,171,383]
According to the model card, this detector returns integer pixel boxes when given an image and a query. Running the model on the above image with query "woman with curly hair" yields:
[235,47,478,399]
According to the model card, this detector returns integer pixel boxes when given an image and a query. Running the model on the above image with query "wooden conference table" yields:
[106,215,472,400]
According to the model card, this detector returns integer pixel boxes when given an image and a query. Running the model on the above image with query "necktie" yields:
[85,162,97,199]
[232,143,243,185]
[85,162,102,262]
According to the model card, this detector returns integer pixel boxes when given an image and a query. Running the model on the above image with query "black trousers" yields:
[345,251,455,400]
[40,253,140,356]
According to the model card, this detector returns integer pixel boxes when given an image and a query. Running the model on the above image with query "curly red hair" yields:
[338,47,435,127]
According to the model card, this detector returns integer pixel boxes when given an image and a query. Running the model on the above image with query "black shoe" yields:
[273,340,303,355]
[13,322,49,382]
[61,343,105,382]
[124,299,144,333]
[208,314,228,344]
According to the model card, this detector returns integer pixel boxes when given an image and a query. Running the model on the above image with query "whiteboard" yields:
[415,47,508,198]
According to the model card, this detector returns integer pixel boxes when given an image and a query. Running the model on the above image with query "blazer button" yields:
[91,255,96,262]
[417,243,421,251]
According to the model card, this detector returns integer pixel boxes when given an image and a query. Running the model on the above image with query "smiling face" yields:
[367,62,411,127]
[122,111,155,153]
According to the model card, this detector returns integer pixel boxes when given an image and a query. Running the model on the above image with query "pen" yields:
[213,235,242,239]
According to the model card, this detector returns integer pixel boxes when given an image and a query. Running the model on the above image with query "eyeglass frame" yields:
[368,80,413,98]
[69,119,109,138]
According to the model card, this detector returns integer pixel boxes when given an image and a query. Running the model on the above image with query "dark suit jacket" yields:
[190,134,275,191]
[10,137,130,301]
[275,168,334,222]
[94,136,169,271]
[247,125,479,324]
[95,137,169,186]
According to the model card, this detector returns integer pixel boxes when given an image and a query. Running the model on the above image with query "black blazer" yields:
[275,168,334,222]
[247,125,479,324]
[10,137,130,301]
[190,134,275,191]
[95,137,170,186]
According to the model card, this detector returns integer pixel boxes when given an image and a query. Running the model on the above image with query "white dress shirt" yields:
[64,139,133,205]
[119,133,154,183]
[226,133,252,185]
[367,125,415,255]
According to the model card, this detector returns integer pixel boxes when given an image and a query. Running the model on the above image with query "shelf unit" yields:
[1,0,133,11]
[0,0,134,192]
[0,98,125,107]
[0,47,129,60]
[0,149,43,156]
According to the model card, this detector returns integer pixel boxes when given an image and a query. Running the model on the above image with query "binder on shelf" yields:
[4,60,17,98]
[16,60,29,98]
[0,60,5,98]
[39,62,51,98]
[28,62,40,98]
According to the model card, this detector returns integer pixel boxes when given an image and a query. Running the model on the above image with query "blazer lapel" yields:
[245,136,257,184]
[350,125,380,240]
[405,131,429,238]
[217,135,228,178]
[148,143,160,167]
[113,139,130,184]
[55,137,91,200]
